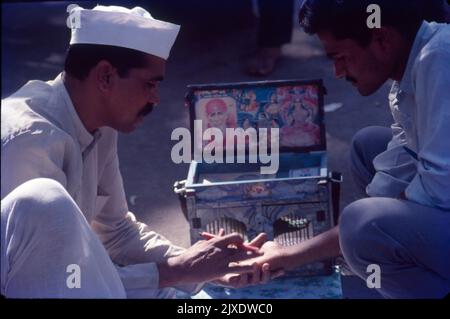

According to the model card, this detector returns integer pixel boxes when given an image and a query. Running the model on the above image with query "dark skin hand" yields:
[212,230,284,288]
[158,232,255,288]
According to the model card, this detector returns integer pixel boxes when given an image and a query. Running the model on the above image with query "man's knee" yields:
[339,198,384,273]
[351,127,386,165]
[351,126,380,151]
[350,126,392,192]
[2,178,80,231]
[339,198,368,247]
[340,197,407,269]
[7,178,68,204]
[351,126,391,158]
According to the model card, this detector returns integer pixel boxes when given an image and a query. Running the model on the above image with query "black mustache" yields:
[138,104,154,117]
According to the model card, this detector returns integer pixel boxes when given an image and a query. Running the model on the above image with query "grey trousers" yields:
[341,126,450,298]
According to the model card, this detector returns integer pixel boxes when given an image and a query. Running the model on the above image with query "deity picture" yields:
[191,82,322,150]
[280,99,320,147]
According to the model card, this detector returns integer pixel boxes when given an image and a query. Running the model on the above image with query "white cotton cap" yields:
[68,4,180,60]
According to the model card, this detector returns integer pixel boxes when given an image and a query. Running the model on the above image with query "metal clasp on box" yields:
[174,179,195,197]
[173,179,187,195]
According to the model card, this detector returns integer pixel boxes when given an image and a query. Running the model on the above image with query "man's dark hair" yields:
[64,44,149,80]
[299,0,446,46]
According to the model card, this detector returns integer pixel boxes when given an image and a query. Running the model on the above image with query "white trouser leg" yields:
[1,178,126,298]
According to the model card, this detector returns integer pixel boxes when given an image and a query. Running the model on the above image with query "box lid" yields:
[185,79,327,156]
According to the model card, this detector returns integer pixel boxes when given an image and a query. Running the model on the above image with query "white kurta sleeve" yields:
[1,123,72,199]
[90,132,202,293]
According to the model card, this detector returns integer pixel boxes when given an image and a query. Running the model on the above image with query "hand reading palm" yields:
[213,233,285,288]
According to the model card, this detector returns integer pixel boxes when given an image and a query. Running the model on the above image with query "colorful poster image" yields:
[192,84,322,149]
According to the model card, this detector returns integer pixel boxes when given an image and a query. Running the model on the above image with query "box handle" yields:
[173,179,187,195]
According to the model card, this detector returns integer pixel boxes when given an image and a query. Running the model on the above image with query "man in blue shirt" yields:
[242,0,450,298]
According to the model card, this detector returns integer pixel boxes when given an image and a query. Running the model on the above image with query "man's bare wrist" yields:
[280,245,300,270]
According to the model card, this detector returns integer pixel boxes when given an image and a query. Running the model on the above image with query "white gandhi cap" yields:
[68,4,180,60]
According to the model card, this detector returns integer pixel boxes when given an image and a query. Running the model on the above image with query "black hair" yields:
[64,44,149,80]
[298,0,442,46]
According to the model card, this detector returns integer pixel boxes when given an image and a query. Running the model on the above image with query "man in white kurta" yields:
[1,72,189,297]
[1,4,264,298]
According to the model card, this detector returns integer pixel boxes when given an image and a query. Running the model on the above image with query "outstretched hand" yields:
[243,240,289,272]
[212,231,285,288]
[159,230,265,287]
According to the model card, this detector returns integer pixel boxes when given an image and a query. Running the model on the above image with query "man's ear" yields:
[94,60,117,92]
